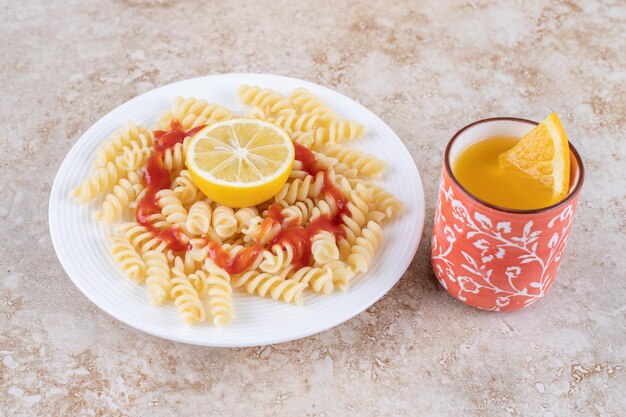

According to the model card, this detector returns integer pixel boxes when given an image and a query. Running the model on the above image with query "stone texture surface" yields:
[1,0,625,416]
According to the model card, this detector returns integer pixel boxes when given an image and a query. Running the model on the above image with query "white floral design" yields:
[458,276,481,294]
[432,179,576,311]
[495,297,510,308]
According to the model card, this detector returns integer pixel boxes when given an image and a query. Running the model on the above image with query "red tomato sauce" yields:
[137,134,353,273]
[268,215,346,268]
[135,120,206,252]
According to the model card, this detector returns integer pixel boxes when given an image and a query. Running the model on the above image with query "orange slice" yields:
[499,113,570,201]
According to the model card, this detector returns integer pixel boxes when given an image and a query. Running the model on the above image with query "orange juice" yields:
[453,137,563,210]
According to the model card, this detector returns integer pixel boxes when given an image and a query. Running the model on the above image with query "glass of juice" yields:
[431,117,584,311]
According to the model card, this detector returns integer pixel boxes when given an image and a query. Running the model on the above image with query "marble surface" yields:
[1,0,625,415]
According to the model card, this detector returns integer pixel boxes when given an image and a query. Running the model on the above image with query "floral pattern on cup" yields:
[431,168,580,311]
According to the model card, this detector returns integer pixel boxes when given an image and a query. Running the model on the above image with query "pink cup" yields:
[431,117,584,311]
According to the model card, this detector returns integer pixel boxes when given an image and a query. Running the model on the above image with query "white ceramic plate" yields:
[49,73,425,347]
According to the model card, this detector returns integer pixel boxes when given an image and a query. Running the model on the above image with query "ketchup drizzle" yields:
[262,144,350,269]
[135,120,206,252]
[206,240,264,275]
[268,215,346,268]
[294,143,350,220]
[139,136,354,274]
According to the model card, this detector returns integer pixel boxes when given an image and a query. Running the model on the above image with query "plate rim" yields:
[48,72,426,347]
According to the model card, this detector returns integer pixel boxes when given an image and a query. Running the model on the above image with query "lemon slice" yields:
[499,113,571,201]
[186,118,294,207]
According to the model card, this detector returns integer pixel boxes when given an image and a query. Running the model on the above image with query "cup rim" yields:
[444,116,585,214]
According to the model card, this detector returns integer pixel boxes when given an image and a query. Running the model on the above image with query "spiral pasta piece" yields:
[144,250,171,305]
[366,210,386,224]
[187,268,210,297]
[110,235,146,283]
[180,249,199,274]
[241,216,281,244]
[237,84,293,114]
[187,236,235,263]
[337,238,352,261]
[290,266,333,294]
[232,265,292,288]
[157,140,188,172]
[323,143,387,178]
[204,243,264,274]
[341,215,362,247]
[313,119,365,144]
[311,231,340,264]
[115,133,153,171]
[186,200,212,236]
[333,162,359,179]
[160,97,233,130]
[94,170,144,223]
[274,172,325,205]
[245,106,269,120]
[324,260,355,291]
[128,217,183,260]
[287,87,336,124]
[173,170,200,205]
[212,205,237,239]
[309,197,338,221]
[170,257,206,324]
[259,244,295,274]
[280,199,316,225]
[157,189,187,226]
[273,113,320,132]
[145,212,172,229]
[187,238,209,262]
[370,185,404,220]
[234,207,259,230]
[204,259,235,326]
[288,161,310,180]
[156,110,174,130]
[71,161,122,204]
[334,183,372,247]
[348,221,384,273]
[94,121,152,168]
[345,183,373,228]
[117,222,166,254]
[238,270,307,304]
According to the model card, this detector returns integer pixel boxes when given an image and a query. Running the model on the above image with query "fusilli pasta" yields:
[237,269,307,304]
[290,265,333,294]
[74,86,403,326]
[287,87,336,124]
[170,257,206,324]
[212,205,238,239]
[94,121,152,168]
[204,259,235,326]
[311,231,340,264]
[237,84,293,115]
[71,161,122,204]
[347,221,384,273]
[95,170,144,223]
[173,170,201,205]
[110,235,145,283]
[274,172,325,205]
[160,97,233,130]
[186,200,212,236]
[157,189,187,226]
[144,250,171,305]
[323,143,387,178]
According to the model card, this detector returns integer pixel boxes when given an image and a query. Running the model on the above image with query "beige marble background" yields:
[1,0,625,416]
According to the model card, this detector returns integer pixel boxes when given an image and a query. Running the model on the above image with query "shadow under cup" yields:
[431,117,584,311]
